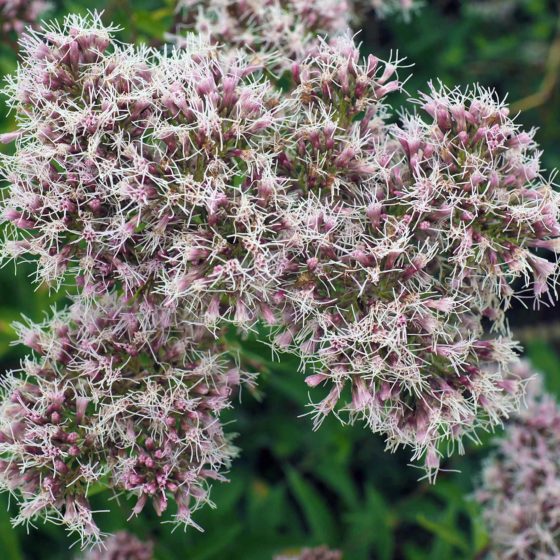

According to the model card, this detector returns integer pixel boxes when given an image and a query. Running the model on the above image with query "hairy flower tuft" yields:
[1,11,559,519]
[476,366,560,559]
[0,294,248,545]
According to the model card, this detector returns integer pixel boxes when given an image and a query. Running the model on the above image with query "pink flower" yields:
[0,294,250,545]
[1,12,559,524]
[476,367,560,559]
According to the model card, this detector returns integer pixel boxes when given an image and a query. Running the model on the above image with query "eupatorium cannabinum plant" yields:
[0,9,558,547]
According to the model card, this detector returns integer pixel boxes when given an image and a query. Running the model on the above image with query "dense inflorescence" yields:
[175,0,350,62]
[174,0,420,65]
[396,83,560,320]
[0,294,247,544]
[0,15,289,329]
[476,370,560,559]
[274,546,343,560]
[82,532,154,560]
[0,9,559,546]
[0,0,49,34]
[1,12,558,474]
[270,41,548,471]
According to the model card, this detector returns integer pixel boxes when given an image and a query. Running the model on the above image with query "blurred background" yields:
[1,1,559,558]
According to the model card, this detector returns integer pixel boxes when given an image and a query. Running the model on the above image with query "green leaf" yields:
[0,501,22,560]
[285,466,336,544]
[187,523,243,560]
[464,500,489,553]
[313,461,359,509]
[344,485,394,560]
[133,10,173,40]
[416,513,469,553]
[526,340,560,397]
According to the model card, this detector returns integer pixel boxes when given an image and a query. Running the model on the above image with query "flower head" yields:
[270,47,531,475]
[395,83,560,318]
[175,0,420,62]
[1,13,287,327]
[1,12,558,492]
[174,0,352,64]
[476,368,560,559]
[0,294,247,545]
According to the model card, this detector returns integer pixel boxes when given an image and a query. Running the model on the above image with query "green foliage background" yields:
[1,1,559,558]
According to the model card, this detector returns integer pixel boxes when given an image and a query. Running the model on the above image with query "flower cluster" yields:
[0,294,247,544]
[2,13,558,476]
[270,41,544,472]
[476,369,560,559]
[82,532,154,560]
[274,546,342,560]
[396,83,560,321]
[0,0,49,34]
[0,9,559,545]
[1,14,288,327]
[175,0,350,62]
[174,0,419,65]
